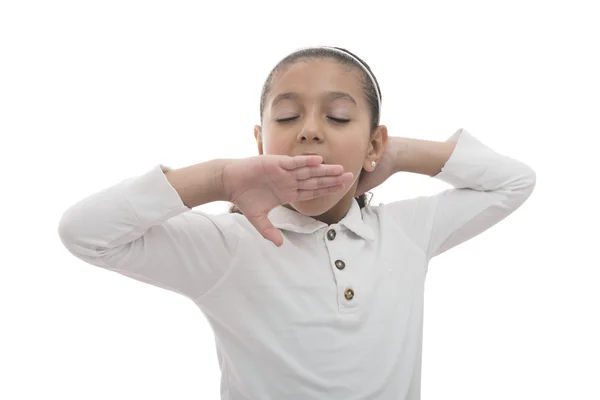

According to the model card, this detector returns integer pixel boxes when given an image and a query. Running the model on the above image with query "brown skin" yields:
[254,59,388,225]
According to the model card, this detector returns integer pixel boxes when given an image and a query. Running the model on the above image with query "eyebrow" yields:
[271,91,357,108]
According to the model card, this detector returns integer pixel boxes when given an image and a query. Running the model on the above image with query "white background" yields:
[1,1,598,399]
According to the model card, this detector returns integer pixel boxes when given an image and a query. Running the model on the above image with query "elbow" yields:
[57,207,82,257]
[57,206,93,258]
[510,161,536,192]
[57,208,74,247]
[490,164,536,208]
[509,164,537,206]
[523,165,537,195]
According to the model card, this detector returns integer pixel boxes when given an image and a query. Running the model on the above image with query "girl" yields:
[58,46,536,399]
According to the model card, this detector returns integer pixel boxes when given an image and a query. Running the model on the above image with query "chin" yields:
[289,192,345,216]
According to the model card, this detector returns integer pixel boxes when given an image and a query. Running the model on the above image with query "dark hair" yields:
[229,46,382,214]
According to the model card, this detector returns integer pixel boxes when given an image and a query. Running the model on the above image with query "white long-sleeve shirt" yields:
[57,128,536,400]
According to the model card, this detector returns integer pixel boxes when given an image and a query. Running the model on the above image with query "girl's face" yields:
[254,58,387,217]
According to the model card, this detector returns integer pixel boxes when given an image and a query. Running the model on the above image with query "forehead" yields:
[268,59,364,103]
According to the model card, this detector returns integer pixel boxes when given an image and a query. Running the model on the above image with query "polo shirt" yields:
[58,128,536,399]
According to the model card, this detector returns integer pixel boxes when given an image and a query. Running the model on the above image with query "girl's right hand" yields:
[222,155,354,247]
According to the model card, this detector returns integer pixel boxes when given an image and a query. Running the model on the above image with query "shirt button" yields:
[327,229,336,240]
[334,260,346,270]
[344,288,354,300]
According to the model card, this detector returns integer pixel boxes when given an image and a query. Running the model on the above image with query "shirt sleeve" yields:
[57,164,243,301]
[383,128,536,260]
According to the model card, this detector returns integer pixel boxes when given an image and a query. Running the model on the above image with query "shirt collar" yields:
[268,198,375,241]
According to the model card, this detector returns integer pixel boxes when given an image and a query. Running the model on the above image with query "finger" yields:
[264,227,284,247]
[248,214,283,247]
[292,164,345,180]
[297,172,354,190]
[296,183,347,201]
[279,155,323,170]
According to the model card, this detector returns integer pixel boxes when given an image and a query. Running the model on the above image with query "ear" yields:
[363,125,388,171]
[254,125,264,155]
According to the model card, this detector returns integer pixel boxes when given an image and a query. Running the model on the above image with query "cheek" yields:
[337,139,368,168]
[262,132,291,155]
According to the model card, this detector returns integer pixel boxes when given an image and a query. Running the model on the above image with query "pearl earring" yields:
[371,161,376,168]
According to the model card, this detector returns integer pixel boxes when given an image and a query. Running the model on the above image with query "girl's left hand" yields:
[355,143,398,197]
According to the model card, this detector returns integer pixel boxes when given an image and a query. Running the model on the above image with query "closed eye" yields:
[275,116,298,123]
[328,117,350,124]
[275,116,350,124]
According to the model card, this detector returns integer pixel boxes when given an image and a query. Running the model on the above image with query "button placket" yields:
[324,226,358,311]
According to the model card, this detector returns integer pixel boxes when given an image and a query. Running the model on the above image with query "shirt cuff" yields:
[433,128,499,190]
[121,164,192,229]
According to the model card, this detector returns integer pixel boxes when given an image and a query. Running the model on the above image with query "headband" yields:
[278,45,381,120]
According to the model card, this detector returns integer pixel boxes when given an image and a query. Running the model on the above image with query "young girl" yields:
[58,46,536,399]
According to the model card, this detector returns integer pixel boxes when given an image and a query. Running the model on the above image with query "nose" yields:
[296,113,324,143]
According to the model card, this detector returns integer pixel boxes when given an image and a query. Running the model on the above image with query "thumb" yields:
[248,214,284,247]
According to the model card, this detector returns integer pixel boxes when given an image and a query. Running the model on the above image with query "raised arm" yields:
[57,161,243,300]
[383,128,536,260]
